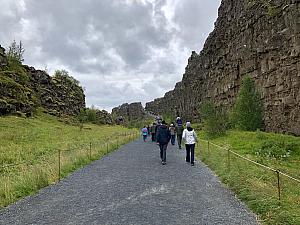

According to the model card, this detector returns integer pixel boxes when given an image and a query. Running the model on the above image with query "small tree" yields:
[54,69,80,86]
[7,40,25,63]
[231,75,263,131]
[200,100,228,138]
[86,106,97,123]
[78,108,87,131]
[6,40,28,84]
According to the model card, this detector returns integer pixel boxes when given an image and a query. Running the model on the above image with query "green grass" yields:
[195,130,300,225]
[0,113,138,208]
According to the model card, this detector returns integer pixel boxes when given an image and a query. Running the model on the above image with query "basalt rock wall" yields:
[146,0,300,135]
[112,102,146,122]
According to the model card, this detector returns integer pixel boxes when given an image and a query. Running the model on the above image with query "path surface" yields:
[0,138,259,225]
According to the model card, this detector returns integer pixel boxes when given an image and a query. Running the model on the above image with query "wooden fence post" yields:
[208,140,210,156]
[58,149,61,182]
[227,148,230,170]
[276,170,281,203]
[89,142,92,160]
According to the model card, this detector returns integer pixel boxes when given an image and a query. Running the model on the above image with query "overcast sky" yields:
[0,0,221,111]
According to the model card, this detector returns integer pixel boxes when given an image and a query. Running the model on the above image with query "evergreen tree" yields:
[231,75,263,131]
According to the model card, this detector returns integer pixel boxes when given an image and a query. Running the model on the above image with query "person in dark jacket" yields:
[156,120,171,165]
[175,124,184,149]
[150,123,157,142]
[147,125,150,136]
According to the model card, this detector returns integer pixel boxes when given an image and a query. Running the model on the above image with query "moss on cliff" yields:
[0,48,86,117]
[0,75,34,115]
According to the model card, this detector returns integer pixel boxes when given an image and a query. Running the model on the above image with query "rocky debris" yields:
[24,66,85,116]
[146,0,300,136]
[0,47,85,116]
[0,45,7,70]
[95,109,113,124]
[112,102,146,122]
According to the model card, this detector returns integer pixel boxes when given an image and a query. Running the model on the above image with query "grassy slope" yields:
[195,130,300,225]
[0,114,137,208]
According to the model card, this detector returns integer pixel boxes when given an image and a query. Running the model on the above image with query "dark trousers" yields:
[177,134,183,148]
[171,135,175,145]
[159,144,168,162]
[143,135,147,141]
[185,144,195,163]
[151,133,156,142]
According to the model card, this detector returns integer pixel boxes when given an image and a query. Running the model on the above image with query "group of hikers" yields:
[141,116,198,166]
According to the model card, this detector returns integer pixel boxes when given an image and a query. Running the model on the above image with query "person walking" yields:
[182,122,198,166]
[147,125,151,136]
[169,124,176,145]
[150,123,157,142]
[176,116,183,126]
[141,126,148,142]
[156,120,171,165]
[175,124,184,149]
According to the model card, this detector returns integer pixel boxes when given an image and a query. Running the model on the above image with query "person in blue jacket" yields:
[156,120,171,165]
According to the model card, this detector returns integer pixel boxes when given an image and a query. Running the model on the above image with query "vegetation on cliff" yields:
[198,75,263,138]
[230,75,263,131]
[0,42,85,117]
[199,101,228,138]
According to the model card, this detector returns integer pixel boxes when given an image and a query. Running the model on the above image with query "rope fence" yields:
[0,131,140,182]
[199,138,300,203]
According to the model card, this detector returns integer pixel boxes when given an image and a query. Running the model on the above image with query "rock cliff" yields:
[0,46,7,69]
[146,0,300,135]
[112,102,146,122]
[0,46,85,116]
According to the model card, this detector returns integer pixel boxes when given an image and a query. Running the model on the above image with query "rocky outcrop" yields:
[95,109,113,124]
[0,47,85,116]
[0,45,7,70]
[146,0,300,135]
[24,66,85,116]
[112,102,146,122]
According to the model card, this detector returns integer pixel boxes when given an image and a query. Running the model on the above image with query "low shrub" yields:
[255,140,296,160]
[199,100,228,138]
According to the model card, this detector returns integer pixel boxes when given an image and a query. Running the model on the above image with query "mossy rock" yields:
[3,61,29,85]
[11,111,26,118]
[0,75,24,89]
[0,98,16,114]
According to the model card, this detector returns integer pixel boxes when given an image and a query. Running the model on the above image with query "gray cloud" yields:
[0,0,221,111]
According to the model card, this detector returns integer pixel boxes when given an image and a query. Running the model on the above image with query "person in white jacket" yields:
[182,122,198,166]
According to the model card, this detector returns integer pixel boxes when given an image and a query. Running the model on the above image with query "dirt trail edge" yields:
[0,138,259,225]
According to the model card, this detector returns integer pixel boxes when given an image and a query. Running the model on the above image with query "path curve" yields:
[0,138,259,225]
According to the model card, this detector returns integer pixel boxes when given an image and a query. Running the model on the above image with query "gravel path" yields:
[0,138,259,225]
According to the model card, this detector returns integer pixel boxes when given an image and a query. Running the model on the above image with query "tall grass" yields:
[0,113,138,208]
[195,130,300,225]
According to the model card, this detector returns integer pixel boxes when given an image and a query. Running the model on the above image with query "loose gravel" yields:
[0,138,259,225]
